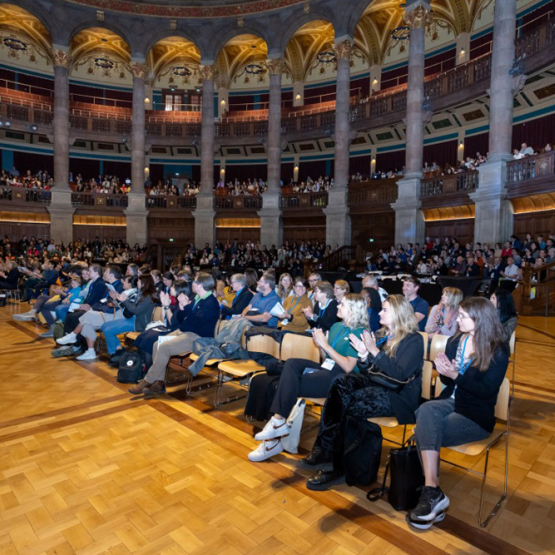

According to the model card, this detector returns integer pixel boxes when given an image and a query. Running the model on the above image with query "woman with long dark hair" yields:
[490,289,518,343]
[102,274,158,363]
[410,297,509,529]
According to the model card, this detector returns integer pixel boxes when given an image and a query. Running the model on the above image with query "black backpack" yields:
[339,416,383,486]
[117,351,146,383]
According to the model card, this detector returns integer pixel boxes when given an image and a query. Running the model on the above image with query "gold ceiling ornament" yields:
[131,62,148,80]
[264,58,284,76]
[51,47,71,68]
[233,63,266,84]
[72,52,129,79]
[332,40,352,61]
[198,64,218,82]
[403,4,433,30]
[157,63,199,86]
[0,31,48,65]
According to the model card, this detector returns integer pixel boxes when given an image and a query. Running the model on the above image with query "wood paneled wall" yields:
[425,219,474,245]
[514,210,555,239]
[148,216,195,244]
[72,226,126,243]
[283,215,326,244]
[0,222,50,242]
[351,212,395,253]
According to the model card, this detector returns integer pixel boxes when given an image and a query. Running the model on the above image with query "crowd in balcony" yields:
[512,142,552,159]
[71,173,130,195]
[0,168,54,190]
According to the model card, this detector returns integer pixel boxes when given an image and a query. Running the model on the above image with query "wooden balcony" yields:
[347,179,398,213]
[71,192,128,209]
[0,187,51,205]
[145,196,197,210]
[281,192,328,209]
[214,196,262,210]
[420,171,479,208]
[506,151,555,198]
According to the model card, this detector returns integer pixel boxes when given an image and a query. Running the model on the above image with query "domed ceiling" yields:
[63,0,308,18]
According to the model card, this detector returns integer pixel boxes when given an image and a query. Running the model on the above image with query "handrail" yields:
[70,192,128,208]
[420,171,479,197]
[0,186,52,204]
[513,257,555,315]
[506,150,555,185]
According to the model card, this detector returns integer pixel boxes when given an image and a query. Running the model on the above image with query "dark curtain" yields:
[281,162,294,184]
[349,155,371,178]
[464,133,489,159]
[225,164,267,182]
[376,150,405,173]
[70,158,99,180]
[298,160,331,181]
[425,49,456,77]
[381,67,408,91]
[470,32,492,59]
[512,113,555,151]
[13,151,53,176]
[103,160,131,179]
[423,139,458,168]
[149,163,164,186]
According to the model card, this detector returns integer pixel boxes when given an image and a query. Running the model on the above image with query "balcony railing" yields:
[506,151,555,184]
[0,187,51,204]
[146,196,197,209]
[281,192,328,209]
[420,171,479,197]
[347,179,398,205]
[214,196,263,210]
[70,192,128,208]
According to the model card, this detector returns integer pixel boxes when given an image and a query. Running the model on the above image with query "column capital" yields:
[199,64,218,82]
[131,62,148,80]
[333,40,352,61]
[51,48,71,69]
[403,2,432,30]
[264,58,284,76]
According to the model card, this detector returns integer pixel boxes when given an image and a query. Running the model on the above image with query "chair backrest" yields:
[509,331,516,356]
[281,333,320,363]
[434,376,443,398]
[246,333,280,359]
[495,378,510,421]
[152,306,163,322]
[429,334,449,362]
[421,361,433,400]
[418,331,429,360]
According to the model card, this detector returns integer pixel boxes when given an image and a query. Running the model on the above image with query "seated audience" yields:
[402,276,429,331]
[361,286,383,333]
[411,298,509,529]
[277,277,312,334]
[247,294,367,462]
[302,281,338,333]
[220,273,254,319]
[276,273,293,303]
[333,280,350,304]
[240,273,281,328]
[425,287,463,337]
[490,289,518,344]
[303,294,424,490]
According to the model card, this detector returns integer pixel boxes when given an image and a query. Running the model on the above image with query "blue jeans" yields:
[414,398,490,452]
[55,304,70,323]
[101,316,136,354]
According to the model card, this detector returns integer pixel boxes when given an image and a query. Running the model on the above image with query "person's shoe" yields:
[128,380,153,395]
[407,510,446,530]
[248,439,283,462]
[56,332,78,345]
[410,487,450,522]
[39,326,55,339]
[110,350,124,363]
[254,417,289,441]
[306,469,345,491]
[143,381,166,396]
[76,349,98,361]
[300,445,332,469]
[13,310,37,321]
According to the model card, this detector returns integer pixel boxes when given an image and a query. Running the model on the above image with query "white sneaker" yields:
[254,417,289,441]
[56,332,77,345]
[248,439,283,462]
[76,349,97,361]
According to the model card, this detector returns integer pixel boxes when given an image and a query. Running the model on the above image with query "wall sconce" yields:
[295,94,301,100]
[220,99,226,105]
[144,166,149,172]
[460,48,465,55]
[145,97,150,104]
[372,78,378,85]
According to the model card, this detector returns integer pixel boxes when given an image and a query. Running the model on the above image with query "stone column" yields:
[48,47,74,245]
[391,1,430,246]
[324,39,352,248]
[194,63,217,249]
[125,61,149,247]
[258,58,284,248]
[472,0,517,245]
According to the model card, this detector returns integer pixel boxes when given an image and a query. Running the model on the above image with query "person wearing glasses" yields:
[221,273,253,319]
[410,297,509,529]
[307,273,322,303]
[277,277,312,334]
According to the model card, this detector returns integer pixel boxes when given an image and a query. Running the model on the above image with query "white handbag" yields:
[281,398,306,454]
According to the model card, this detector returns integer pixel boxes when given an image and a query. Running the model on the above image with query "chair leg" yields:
[511,355,516,401]
[478,431,508,527]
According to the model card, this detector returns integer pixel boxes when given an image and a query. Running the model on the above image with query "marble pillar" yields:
[259,58,283,248]
[392,1,430,246]
[48,47,73,245]
[325,39,352,248]
[194,64,217,249]
[125,62,149,247]
[473,0,517,245]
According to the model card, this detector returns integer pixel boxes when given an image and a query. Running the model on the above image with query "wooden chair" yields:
[418,331,429,360]
[429,334,449,362]
[367,360,434,446]
[280,332,320,364]
[440,378,510,527]
[215,333,280,406]
[125,305,165,344]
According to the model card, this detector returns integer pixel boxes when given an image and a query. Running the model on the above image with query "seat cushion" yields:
[218,360,265,377]
[367,416,400,428]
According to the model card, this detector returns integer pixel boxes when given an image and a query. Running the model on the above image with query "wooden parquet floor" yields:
[1,301,555,555]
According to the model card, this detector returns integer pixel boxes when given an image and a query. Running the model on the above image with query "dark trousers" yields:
[270,358,342,419]
[316,373,393,459]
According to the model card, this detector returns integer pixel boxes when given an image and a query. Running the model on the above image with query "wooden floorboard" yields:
[0,304,554,555]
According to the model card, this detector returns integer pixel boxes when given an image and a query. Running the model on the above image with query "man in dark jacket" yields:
[221,273,253,319]
[129,271,220,395]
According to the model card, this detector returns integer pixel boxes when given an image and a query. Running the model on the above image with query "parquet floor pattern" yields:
[0,301,554,555]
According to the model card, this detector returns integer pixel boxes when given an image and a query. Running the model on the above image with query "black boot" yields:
[300,444,332,469]
[306,468,345,491]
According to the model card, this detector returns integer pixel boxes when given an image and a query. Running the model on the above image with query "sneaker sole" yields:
[254,430,290,441]
[248,446,284,462]
[407,511,446,530]
[410,496,450,522]
[306,474,346,491]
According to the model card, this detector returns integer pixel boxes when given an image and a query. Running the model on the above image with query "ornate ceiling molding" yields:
[63,0,308,18]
